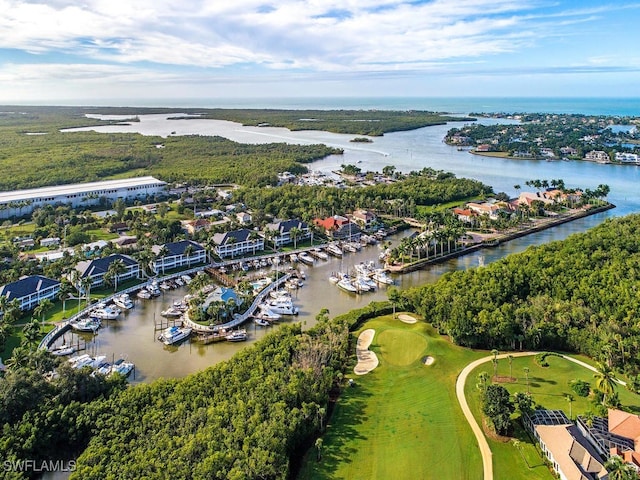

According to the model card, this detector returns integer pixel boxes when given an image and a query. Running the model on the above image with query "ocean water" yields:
[100,96,640,116]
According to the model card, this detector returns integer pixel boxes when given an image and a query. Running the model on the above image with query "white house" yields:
[585,150,611,164]
[152,240,206,274]
[213,229,264,258]
[75,254,140,289]
[0,275,61,312]
[264,219,310,248]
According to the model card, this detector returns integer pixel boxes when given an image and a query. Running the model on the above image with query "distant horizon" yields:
[1,1,639,101]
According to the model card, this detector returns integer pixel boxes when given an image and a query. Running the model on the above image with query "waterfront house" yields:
[264,219,310,248]
[75,254,140,289]
[152,240,206,274]
[213,228,264,258]
[578,409,640,470]
[0,275,60,312]
[315,215,361,240]
[616,152,640,164]
[453,208,475,223]
[466,202,502,220]
[525,410,608,480]
[352,209,377,230]
[40,237,61,248]
[585,150,611,164]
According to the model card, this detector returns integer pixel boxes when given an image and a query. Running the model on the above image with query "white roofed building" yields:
[0,176,166,219]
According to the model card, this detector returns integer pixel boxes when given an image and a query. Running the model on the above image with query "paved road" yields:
[455,352,538,480]
[456,351,625,480]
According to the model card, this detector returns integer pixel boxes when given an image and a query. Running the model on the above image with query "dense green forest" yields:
[0,109,339,189]
[187,109,473,136]
[400,214,640,376]
[235,170,490,220]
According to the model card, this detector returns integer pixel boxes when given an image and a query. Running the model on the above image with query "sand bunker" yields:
[398,314,417,324]
[423,356,435,366]
[354,329,379,375]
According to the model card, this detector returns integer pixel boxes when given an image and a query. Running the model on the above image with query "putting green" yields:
[378,329,427,366]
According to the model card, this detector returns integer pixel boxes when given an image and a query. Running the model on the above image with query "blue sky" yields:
[0,0,639,103]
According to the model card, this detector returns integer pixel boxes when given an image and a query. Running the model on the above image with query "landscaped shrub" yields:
[570,379,591,397]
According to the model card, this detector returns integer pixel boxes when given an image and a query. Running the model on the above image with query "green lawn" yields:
[464,354,640,480]
[298,315,485,480]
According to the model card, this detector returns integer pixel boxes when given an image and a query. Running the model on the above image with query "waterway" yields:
[56,113,640,382]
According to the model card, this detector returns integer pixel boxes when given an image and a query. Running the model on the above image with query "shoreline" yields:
[387,203,614,273]
[467,150,639,166]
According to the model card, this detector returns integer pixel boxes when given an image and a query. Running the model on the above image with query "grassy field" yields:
[464,354,640,480]
[298,314,485,480]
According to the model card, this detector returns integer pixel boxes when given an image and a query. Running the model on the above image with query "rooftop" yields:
[0,176,166,203]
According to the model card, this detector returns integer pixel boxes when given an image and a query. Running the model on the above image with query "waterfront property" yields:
[0,275,60,312]
[213,228,265,258]
[75,254,140,288]
[578,409,640,469]
[351,209,377,230]
[265,219,310,248]
[0,176,166,219]
[313,215,362,240]
[152,240,206,274]
[525,410,608,480]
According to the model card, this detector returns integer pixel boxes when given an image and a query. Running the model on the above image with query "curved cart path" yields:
[455,352,537,480]
[456,351,626,480]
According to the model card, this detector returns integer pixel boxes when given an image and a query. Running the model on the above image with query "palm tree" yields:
[33,298,53,324]
[565,394,574,420]
[315,438,323,461]
[80,276,93,308]
[508,354,514,380]
[22,320,41,350]
[523,367,530,394]
[58,281,73,318]
[605,455,637,480]
[594,361,617,406]
[491,349,499,379]
[157,245,170,275]
[106,259,127,292]
[184,243,194,268]
[388,287,401,319]
[289,226,301,249]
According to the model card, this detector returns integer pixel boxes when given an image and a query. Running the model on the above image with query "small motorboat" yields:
[50,344,76,356]
[158,326,192,345]
[225,329,248,342]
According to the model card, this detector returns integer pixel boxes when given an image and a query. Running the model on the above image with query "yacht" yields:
[372,269,395,285]
[113,293,134,310]
[254,317,271,327]
[265,297,299,315]
[70,317,101,332]
[161,307,183,318]
[337,277,358,293]
[298,252,314,265]
[50,344,76,356]
[225,329,248,342]
[313,248,328,260]
[158,326,192,345]
[137,288,152,299]
[255,306,281,322]
[91,305,122,320]
[148,281,161,297]
[289,253,298,263]
[159,281,172,291]
[181,274,192,284]
[326,243,343,257]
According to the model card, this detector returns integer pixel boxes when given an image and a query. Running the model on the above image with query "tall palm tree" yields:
[594,361,617,406]
[508,355,514,380]
[22,320,41,350]
[157,245,170,275]
[106,259,127,292]
[523,367,530,394]
[184,243,194,268]
[33,298,53,324]
[80,276,93,308]
[58,281,73,318]
[491,349,500,379]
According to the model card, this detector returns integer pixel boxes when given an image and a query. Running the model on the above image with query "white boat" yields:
[255,306,281,322]
[289,253,298,263]
[161,307,183,318]
[181,274,192,284]
[72,355,95,369]
[358,275,377,290]
[254,317,271,327]
[226,329,248,342]
[313,248,329,260]
[372,269,395,285]
[50,344,76,356]
[298,252,314,265]
[137,288,152,299]
[110,361,135,377]
[337,277,358,293]
[159,282,172,291]
[342,242,357,253]
[326,243,343,257]
[113,293,134,310]
[70,317,101,332]
[329,273,340,284]
[68,353,91,366]
[265,298,299,315]
[91,306,121,320]
[174,277,184,286]
[158,326,192,345]
[270,289,291,300]
[89,355,108,369]
[148,281,161,297]
[354,277,372,292]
